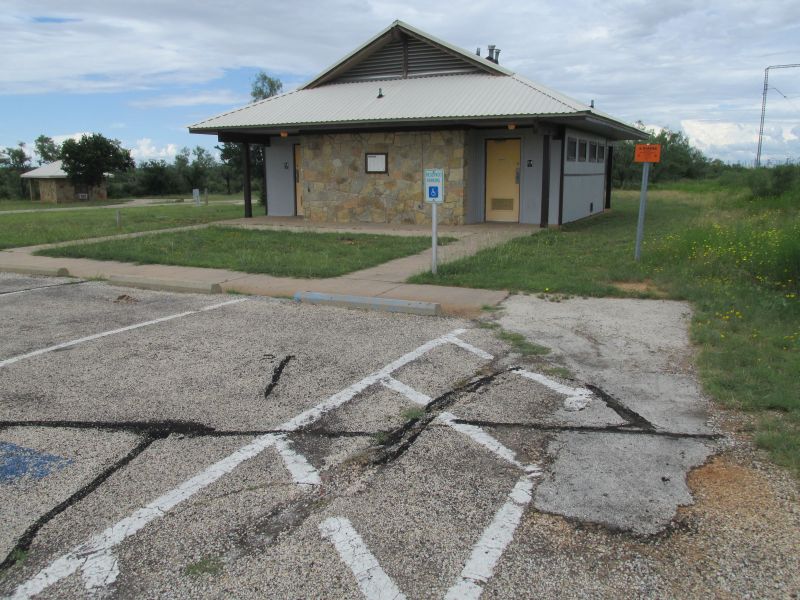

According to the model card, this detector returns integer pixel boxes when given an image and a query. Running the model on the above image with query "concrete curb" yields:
[294,291,440,316]
[108,275,222,295]
[0,265,70,277]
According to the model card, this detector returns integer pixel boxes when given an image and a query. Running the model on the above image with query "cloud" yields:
[130,90,250,109]
[0,0,798,162]
[129,138,179,162]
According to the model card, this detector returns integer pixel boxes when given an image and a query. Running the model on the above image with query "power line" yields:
[756,63,800,167]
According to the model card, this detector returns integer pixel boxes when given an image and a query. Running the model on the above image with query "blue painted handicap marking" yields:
[0,442,72,483]
[428,186,439,199]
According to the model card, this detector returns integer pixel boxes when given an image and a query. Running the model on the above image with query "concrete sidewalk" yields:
[0,220,537,315]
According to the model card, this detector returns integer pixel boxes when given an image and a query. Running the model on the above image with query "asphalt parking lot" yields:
[1,273,797,599]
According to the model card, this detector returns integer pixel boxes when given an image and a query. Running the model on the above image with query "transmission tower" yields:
[756,63,800,167]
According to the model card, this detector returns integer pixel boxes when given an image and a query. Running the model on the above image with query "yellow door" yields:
[294,144,304,216]
[485,139,520,222]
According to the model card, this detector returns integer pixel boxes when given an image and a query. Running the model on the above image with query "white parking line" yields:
[319,517,407,600]
[11,327,481,600]
[514,368,594,411]
[436,412,541,476]
[444,476,534,600]
[271,434,321,487]
[442,333,494,360]
[380,376,432,406]
[0,298,248,369]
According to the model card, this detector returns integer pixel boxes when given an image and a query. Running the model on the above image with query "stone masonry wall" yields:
[38,180,107,203]
[300,130,467,225]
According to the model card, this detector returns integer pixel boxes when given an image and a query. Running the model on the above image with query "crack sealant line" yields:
[10,327,476,600]
[0,298,247,369]
[319,517,407,600]
[444,476,534,600]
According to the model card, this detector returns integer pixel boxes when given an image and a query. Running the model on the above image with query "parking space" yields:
[1,279,796,598]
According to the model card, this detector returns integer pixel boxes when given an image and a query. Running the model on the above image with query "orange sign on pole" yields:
[634,144,661,163]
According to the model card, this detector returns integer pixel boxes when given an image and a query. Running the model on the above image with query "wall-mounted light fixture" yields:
[507,123,516,130]
[280,131,289,138]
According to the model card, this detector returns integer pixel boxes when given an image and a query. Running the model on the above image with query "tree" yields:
[1,142,30,171]
[251,72,283,102]
[175,146,217,191]
[34,135,61,164]
[215,142,243,195]
[60,134,134,187]
[137,160,178,196]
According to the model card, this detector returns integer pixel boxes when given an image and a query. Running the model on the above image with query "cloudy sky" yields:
[1,0,798,165]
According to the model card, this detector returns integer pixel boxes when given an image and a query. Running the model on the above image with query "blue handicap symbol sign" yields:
[428,186,439,199]
[0,442,72,483]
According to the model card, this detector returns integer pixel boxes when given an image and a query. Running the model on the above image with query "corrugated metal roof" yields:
[190,73,610,131]
[20,161,66,179]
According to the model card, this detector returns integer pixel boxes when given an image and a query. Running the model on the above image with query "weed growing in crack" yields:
[496,329,550,356]
[372,431,390,445]
[401,407,426,422]
[542,366,574,379]
[184,556,223,577]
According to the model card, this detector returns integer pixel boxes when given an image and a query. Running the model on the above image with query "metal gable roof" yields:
[189,21,643,140]
[192,74,590,129]
[20,161,67,179]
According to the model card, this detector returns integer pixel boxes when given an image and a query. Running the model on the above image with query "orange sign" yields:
[634,144,661,163]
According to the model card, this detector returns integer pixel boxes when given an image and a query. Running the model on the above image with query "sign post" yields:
[424,168,445,274]
[633,144,661,261]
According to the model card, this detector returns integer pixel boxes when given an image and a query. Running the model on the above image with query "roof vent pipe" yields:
[476,47,481,56]
[487,44,496,63]
[590,99,595,108]
[494,49,500,64]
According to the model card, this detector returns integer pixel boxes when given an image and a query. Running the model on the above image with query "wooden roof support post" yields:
[243,142,252,218]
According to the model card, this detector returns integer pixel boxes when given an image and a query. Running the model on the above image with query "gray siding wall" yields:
[465,127,543,224]
[265,137,297,216]
[561,127,608,224]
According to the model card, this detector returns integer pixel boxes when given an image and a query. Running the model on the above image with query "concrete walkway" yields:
[0,218,538,315]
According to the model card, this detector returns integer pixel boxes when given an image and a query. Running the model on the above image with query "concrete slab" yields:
[534,431,713,535]
[498,295,714,434]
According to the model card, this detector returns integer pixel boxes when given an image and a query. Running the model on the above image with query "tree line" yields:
[0,72,283,201]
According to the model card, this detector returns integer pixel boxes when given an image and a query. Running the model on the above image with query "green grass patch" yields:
[184,556,223,577]
[411,183,800,475]
[0,204,243,249]
[38,226,454,279]
[497,328,550,356]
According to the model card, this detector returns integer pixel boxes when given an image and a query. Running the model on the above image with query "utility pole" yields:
[756,63,800,167]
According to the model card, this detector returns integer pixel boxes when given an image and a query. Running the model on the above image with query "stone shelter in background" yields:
[21,161,108,203]
[190,21,645,226]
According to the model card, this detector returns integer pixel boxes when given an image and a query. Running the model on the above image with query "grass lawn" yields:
[411,183,800,475]
[0,198,129,211]
[37,226,453,278]
[0,204,243,249]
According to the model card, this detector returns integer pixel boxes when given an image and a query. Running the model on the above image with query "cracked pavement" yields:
[0,273,797,599]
